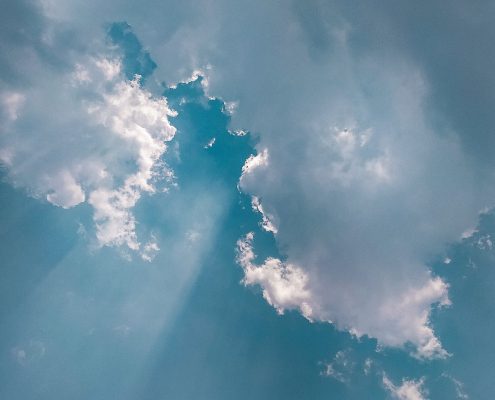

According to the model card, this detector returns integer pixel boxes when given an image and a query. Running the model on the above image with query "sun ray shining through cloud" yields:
[1,1,495,399]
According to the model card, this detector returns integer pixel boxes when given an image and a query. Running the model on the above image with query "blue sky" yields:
[1,1,495,399]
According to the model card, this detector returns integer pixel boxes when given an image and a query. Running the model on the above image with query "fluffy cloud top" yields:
[238,122,463,358]
[237,232,314,320]
[0,17,176,252]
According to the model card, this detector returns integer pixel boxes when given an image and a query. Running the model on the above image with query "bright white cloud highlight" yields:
[236,233,314,320]
[236,232,450,358]
[382,374,427,400]
[251,196,278,234]
[0,54,176,252]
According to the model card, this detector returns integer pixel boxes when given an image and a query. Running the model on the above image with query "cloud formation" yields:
[4,0,495,360]
[0,11,176,251]
[383,374,427,400]
[237,232,314,320]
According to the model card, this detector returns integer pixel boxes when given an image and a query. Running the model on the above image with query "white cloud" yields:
[321,349,355,384]
[475,234,493,251]
[236,233,314,320]
[236,233,450,358]
[316,127,392,186]
[383,374,427,400]
[204,137,216,149]
[234,53,486,358]
[45,169,86,208]
[141,235,160,262]
[241,148,269,177]
[251,196,278,234]
[461,228,478,240]
[84,74,176,249]
[0,50,176,253]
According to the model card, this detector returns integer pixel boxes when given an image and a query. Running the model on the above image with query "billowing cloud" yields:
[0,11,176,252]
[236,232,314,320]
[237,228,450,358]
[214,2,495,357]
[238,123,463,358]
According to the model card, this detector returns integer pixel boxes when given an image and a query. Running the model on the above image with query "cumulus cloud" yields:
[0,12,176,252]
[382,374,427,400]
[237,230,450,358]
[84,73,176,249]
[236,233,314,320]
[238,132,455,358]
[222,3,495,358]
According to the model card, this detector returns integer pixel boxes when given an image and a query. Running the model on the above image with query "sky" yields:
[1,1,495,399]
